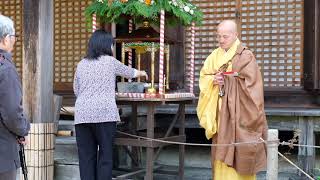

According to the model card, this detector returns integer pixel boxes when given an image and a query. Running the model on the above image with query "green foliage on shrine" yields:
[85,0,203,26]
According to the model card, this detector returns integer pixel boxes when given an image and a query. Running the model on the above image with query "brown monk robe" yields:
[212,44,268,175]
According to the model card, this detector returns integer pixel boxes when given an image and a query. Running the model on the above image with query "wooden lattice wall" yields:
[0,0,91,87]
[186,0,304,90]
[0,0,23,75]
[54,0,92,84]
[1,0,305,92]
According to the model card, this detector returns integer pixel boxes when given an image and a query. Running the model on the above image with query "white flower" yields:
[184,6,190,12]
[190,9,194,15]
[97,0,103,3]
[187,3,193,7]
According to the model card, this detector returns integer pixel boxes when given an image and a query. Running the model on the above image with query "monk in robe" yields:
[197,20,268,180]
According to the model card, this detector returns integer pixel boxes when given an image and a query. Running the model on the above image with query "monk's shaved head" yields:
[217,20,238,33]
[216,20,238,50]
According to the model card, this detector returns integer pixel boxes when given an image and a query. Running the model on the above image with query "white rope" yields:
[117,131,279,147]
[118,131,320,149]
[117,131,317,179]
[259,137,315,180]
[278,152,315,180]
[280,141,320,149]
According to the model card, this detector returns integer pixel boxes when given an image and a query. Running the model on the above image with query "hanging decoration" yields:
[85,0,203,26]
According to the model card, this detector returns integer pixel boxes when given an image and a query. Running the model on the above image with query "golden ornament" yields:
[145,0,151,5]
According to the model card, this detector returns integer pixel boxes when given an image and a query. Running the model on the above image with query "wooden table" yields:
[114,97,194,180]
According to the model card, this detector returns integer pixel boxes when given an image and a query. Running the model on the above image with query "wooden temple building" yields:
[0,0,319,179]
[0,0,317,104]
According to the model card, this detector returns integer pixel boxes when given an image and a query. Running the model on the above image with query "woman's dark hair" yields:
[85,29,114,59]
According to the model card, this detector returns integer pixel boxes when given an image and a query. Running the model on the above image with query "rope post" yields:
[267,129,279,180]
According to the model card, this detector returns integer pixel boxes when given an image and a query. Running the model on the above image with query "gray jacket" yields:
[0,49,30,173]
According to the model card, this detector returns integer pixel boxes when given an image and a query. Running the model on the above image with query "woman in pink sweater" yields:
[73,30,147,180]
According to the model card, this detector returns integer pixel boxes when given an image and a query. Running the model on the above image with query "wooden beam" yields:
[154,106,182,161]
[146,104,155,180]
[298,116,315,177]
[316,0,320,89]
[115,166,161,180]
[23,0,54,123]
[115,135,185,148]
[235,0,242,37]
[304,0,319,90]
[178,104,185,180]
[131,104,141,167]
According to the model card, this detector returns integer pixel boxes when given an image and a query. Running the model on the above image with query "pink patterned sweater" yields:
[73,55,136,124]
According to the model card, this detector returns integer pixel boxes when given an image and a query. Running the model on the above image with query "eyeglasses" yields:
[7,34,19,41]
[6,34,18,38]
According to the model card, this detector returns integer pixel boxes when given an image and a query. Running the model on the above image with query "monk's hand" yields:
[214,72,224,85]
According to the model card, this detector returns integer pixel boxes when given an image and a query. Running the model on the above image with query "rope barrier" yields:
[259,138,315,180]
[118,131,320,149]
[117,131,318,179]
[280,141,320,149]
[278,152,315,180]
[117,131,279,147]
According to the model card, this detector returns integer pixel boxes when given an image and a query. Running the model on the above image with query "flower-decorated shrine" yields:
[85,0,202,179]
[86,0,202,99]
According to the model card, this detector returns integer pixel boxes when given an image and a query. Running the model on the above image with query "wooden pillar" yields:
[316,0,320,89]
[145,104,155,180]
[23,0,54,123]
[235,0,242,37]
[298,116,315,178]
[131,104,141,168]
[23,1,54,180]
[304,0,319,90]
[178,103,185,180]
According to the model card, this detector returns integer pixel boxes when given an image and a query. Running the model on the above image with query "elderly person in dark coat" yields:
[0,14,30,180]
